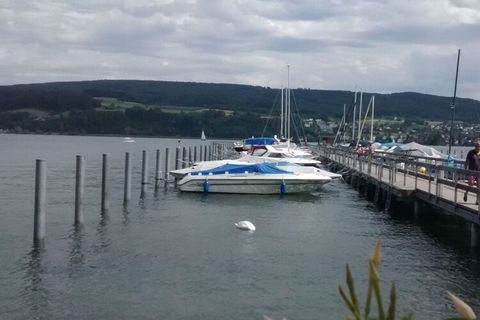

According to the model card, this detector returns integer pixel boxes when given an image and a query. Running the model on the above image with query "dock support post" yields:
[141,150,148,198]
[124,152,131,204]
[188,147,192,166]
[164,148,170,187]
[413,199,420,220]
[75,155,85,225]
[34,159,47,242]
[101,154,109,213]
[155,149,161,191]
[194,146,197,163]
[471,224,479,247]
[182,147,187,169]
[175,147,180,170]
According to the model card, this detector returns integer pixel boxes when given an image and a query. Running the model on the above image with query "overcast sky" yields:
[1,0,479,99]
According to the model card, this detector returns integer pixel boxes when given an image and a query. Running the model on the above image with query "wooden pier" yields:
[318,147,480,246]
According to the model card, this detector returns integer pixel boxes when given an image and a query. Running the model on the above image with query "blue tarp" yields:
[244,137,276,145]
[191,163,292,175]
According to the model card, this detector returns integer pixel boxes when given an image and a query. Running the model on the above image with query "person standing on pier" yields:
[464,141,480,203]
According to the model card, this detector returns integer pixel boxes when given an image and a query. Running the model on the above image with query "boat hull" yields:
[177,174,330,194]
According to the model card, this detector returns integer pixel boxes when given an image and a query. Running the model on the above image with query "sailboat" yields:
[201,130,206,141]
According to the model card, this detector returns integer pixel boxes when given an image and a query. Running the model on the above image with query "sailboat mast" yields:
[280,88,284,137]
[352,91,357,142]
[358,91,363,140]
[371,96,375,142]
[287,64,291,140]
[448,49,461,156]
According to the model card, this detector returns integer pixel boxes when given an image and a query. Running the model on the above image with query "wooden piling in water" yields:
[471,223,479,247]
[155,149,161,191]
[164,147,170,186]
[74,155,85,225]
[141,150,148,198]
[182,147,187,169]
[194,146,197,163]
[34,159,47,242]
[203,145,207,161]
[188,147,192,166]
[124,152,131,204]
[101,154,109,213]
[175,147,180,170]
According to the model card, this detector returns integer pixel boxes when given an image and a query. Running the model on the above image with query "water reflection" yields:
[68,225,85,277]
[21,244,50,319]
[93,213,111,253]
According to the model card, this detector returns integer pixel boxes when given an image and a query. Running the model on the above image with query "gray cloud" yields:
[0,0,479,100]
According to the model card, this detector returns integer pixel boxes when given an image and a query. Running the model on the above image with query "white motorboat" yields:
[123,137,135,143]
[177,162,332,194]
[244,145,320,166]
[171,159,340,180]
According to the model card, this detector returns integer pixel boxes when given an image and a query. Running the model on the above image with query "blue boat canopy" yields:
[244,137,276,145]
[191,163,292,175]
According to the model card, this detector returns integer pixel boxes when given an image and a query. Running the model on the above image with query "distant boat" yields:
[123,137,135,143]
[201,130,206,141]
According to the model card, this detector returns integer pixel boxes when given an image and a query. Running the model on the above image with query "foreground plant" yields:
[338,241,477,320]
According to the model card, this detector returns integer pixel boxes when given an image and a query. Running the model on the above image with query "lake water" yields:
[0,134,479,320]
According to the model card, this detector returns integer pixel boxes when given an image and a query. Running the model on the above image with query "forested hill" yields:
[1,79,479,120]
[0,80,479,139]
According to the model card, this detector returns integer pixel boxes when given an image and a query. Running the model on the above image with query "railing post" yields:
[188,146,192,166]
[428,164,432,195]
[453,170,458,205]
[194,146,198,163]
[34,159,47,242]
[415,163,418,189]
[75,155,85,225]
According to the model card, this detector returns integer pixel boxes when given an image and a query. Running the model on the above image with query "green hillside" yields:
[0,80,479,139]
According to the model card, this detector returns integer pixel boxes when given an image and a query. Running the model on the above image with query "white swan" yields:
[235,221,256,231]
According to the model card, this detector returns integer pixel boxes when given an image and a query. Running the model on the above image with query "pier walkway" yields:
[317,147,480,245]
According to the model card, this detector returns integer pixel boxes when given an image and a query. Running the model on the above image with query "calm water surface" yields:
[0,134,479,320]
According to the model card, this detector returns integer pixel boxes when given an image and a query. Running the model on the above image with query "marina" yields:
[0,134,479,319]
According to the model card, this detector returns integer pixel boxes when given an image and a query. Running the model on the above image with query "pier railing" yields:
[320,146,480,216]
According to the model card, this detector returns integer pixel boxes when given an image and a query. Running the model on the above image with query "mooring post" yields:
[155,149,161,191]
[124,152,131,204]
[101,154,109,213]
[203,145,207,161]
[164,147,170,186]
[33,159,47,242]
[188,147,192,166]
[413,199,420,220]
[208,145,212,161]
[182,147,187,169]
[141,150,148,198]
[194,146,198,163]
[471,224,479,247]
[75,155,85,225]
[175,147,180,170]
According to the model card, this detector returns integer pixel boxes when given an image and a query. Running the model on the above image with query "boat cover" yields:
[244,137,276,145]
[191,163,292,175]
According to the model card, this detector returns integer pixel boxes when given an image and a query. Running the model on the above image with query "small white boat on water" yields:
[201,130,206,141]
[123,137,135,143]
[177,162,332,194]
